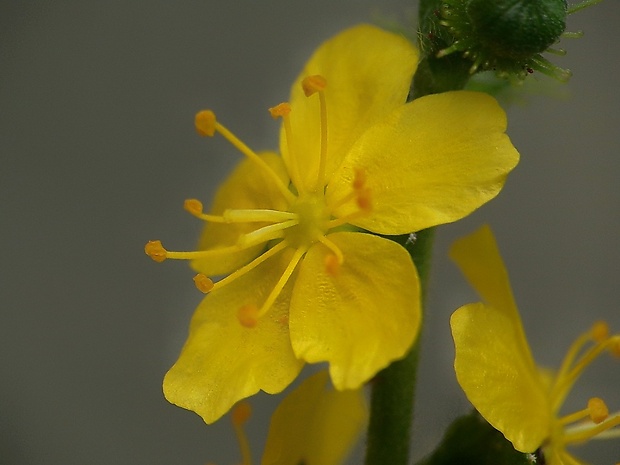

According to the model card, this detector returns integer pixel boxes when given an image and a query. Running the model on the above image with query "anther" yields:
[269,102,291,119]
[193,273,214,293]
[195,110,216,137]
[353,168,367,191]
[145,240,167,262]
[324,253,340,276]
[184,198,204,217]
[356,188,373,212]
[238,305,259,328]
[301,75,327,97]
[588,397,609,424]
[232,401,252,427]
[592,321,609,343]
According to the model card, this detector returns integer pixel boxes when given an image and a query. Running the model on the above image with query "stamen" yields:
[145,240,167,262]
[301,75,327,96]
[559,398,609,426]
[588,397,609,424]
[318,235,344,267]
[156,241,261,262]
[356,188,373,212]
[269,102,304,193]
[231,402,253,465]
[223,209,298,223]
[252,247,306,322]
[210,240,288,293]
[352,168,367,191]
[238,220,297,248]
[195,110,296,204]
[324,253,340,276]
[193,273,214,293]
[552,335,620,410]
[184,199,227,222]
[268,102,291,119]
[563,414,620,444]
[592,321,610,343]
[301,75,328,191]
[195,110,216,137]
[237,305,259,328]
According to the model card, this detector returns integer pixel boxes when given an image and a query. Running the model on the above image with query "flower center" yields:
[285,194,329,249]
[145,75,372,328]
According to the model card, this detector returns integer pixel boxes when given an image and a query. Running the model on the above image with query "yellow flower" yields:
[213,371,366,465]
[262,371,367,465]
[450,225,620,465]
[146,24,519,424]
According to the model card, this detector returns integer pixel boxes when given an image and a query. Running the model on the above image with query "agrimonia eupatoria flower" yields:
[450,225,620,465]
[146,25,519,424]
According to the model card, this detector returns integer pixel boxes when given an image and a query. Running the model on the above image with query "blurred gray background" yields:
[2,1,619,464]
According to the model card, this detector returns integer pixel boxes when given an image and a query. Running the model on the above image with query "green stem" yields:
[364,5,475,463]
[364,228,435,465]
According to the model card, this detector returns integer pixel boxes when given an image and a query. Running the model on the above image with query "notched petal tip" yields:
[145,240,167,262]
[195,110,217,137]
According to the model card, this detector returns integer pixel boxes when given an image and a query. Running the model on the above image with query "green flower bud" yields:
[419,0,603,82]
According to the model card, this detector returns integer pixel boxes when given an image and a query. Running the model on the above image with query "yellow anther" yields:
[588,397,609,424]
[232,401,252,426]
[325,253,340,276]
[592,321,609,343]
[301,75,327,96]
[193,273,214,293]
[145,240,167,262]
[238,305,259,328]
[269,102,291,119]
[353,168,367,191]
[356,188,373,212]
[195,110,216,137]
[184,198,204,217]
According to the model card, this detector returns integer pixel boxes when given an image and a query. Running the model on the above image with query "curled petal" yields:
[289,232,420,390]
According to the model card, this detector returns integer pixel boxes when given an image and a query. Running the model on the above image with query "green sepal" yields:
[416,411,535,465]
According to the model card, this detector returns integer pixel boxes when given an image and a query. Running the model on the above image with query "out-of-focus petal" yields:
[261,371,367,465]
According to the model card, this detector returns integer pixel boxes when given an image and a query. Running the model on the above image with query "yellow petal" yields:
[326,91,519,234]
[191,151,289,276]
[451,302,551,452]
[450,225,533,362]
[261,371,367,465]
[164,248,304,424]
[284,24,418,191]
[289,232,420,390]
